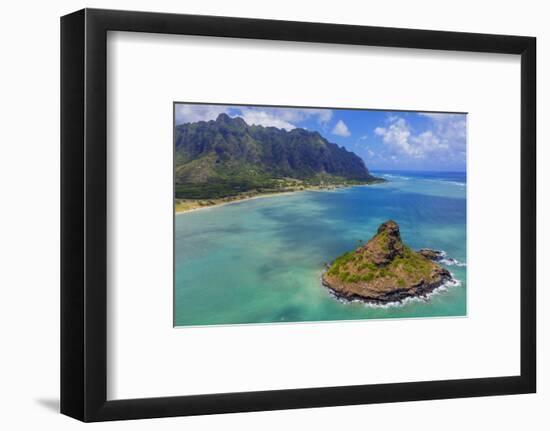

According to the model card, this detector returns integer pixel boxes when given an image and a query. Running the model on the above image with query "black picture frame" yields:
[61,8,536,422]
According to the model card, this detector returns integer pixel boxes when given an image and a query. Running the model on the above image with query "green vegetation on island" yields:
[175,114,384,211]
[322,220,453,303]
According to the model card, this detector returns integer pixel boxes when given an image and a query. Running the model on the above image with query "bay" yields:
[174,171,467,326]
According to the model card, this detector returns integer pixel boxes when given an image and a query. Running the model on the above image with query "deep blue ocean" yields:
[174,170,467,326]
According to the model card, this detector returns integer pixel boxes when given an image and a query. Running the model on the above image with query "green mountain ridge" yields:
[175,113,380,199]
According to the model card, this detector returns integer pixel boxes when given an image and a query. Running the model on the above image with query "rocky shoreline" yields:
[322,221,455,304]
[322,272,457,305]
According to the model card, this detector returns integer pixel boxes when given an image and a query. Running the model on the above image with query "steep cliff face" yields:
[322,220,453,303]
[175,114,376,194]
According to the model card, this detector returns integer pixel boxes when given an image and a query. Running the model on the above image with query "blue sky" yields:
[175,103,467,172]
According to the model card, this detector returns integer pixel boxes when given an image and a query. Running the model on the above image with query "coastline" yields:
[322,270,457,305]
[174,171,467,324]
[175,181,384,215]
[323,275,461,308]
[175,189,306,215]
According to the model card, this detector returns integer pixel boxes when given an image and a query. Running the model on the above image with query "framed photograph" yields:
[61,8,536,422]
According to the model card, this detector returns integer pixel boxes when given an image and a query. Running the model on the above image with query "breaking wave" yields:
[436,250,467,267]
[324,276,462,309]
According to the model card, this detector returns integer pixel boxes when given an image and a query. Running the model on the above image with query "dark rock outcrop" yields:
[418,248,446,262]
[322,221,453,303]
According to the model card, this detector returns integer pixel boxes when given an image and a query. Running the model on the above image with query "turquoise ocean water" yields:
[174,171,467,326]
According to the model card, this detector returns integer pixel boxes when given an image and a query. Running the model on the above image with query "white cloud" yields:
[419,112,467,152]
[374,115,461,159]
[307,109,333,124]
[174,104,333,130]
[331,120,351,137]
[237,108,296,130]
[419,112,461,121]
[174,104,229,124]
[374,117,417,156]
[275,108,333,125]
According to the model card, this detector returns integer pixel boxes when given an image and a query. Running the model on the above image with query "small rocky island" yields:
[322,220,453,303]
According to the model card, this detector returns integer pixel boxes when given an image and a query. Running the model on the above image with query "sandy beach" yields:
[174,179,390,214]
[175,190,305,215]
[173,183,360,215]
